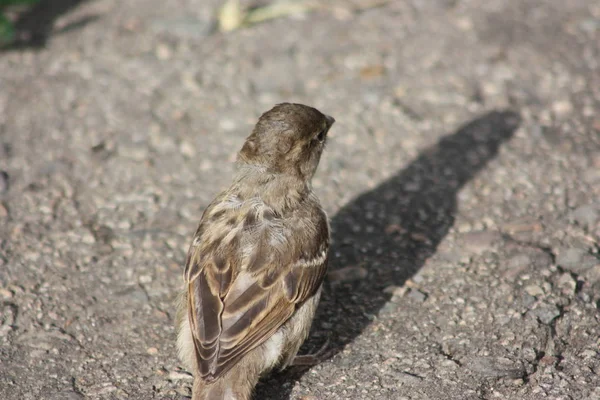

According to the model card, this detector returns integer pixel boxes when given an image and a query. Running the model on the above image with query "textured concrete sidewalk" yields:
[1,0,599,399]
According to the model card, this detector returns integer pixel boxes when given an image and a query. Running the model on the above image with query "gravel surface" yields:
[1,0,599,399]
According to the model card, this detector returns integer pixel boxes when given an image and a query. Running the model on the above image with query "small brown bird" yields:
[177,103,335,399]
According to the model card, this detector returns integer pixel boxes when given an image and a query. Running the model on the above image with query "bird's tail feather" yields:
[192,369,256,400]
[193,379,254,400]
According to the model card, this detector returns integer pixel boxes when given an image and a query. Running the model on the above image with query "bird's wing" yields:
[185,200,329,381]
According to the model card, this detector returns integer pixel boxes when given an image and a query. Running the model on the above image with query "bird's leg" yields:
[290,337,332,366]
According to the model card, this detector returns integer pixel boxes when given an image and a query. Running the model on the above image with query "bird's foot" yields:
[290,337,332,366]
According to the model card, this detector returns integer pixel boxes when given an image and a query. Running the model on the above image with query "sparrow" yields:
[177,103,335,400]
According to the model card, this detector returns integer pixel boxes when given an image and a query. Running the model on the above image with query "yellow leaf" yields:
[218,0,246,32]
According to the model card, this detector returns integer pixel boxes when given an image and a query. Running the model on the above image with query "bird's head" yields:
[238,103,335,181]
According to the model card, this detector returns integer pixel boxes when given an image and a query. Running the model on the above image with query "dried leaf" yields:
[218,0,317,33]
[244,1,316,25]
[218,0,246,32]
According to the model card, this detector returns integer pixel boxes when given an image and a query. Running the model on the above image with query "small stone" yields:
[219,118,237,132]
[530,303,561,324]
[456,221,473,233]
[552,100,574,117]
[556,248,598,274]
[0,303,16,336]
[146,347,159,355]
[459,231,502,254]
[28,341,53,350]
[122,17,142,32]
[521,292,536,308]
[504,254,531,281]
[521,347,537,362]
[48,391,84,400]
[320,321,332,329]
[117,220,131,230]
[29,349,47,358]
[0,171,8,193]
[440,359,460,368]
[508,254,532,269]
[524,284,544,297]
[179,141,196,158]
[571,204,599,230]
[81,232,96,245]
[410,232,430,243]
[396,371,424,385]
[383,285,407,296]
[379,302,399,314]
[583,168,600,184]
[93,225,115,245]
[580,18,600,33]
[467,356,525,378]
[328,266,367,283]
[556,273,576,295]
[200,159,212,171]
[385,224,405,235]
[0,288,13,299]
[540,355,558,366]
[87,383,117,395]
[407,288,427,302]
[579,349,598,359]
[455,16,473,31]
[155,43,172,60]
[173,110,188,120]
[584,265,600,284]
[577,291,592,303]
[532,251,554,269]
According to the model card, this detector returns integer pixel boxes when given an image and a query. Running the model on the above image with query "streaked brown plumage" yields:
[177,103,335,399]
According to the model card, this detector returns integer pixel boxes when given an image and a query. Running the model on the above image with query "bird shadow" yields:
[1,0,95,51]
[254,109,522,399]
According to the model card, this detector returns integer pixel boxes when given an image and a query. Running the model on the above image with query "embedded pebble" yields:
[407,288,428,302]
[467,356,525,378]
[459,231,502,254]
[530,303,561,324]
[524,284,544,297]
[48,391,84,400]
[556,248,598,274]
[570,204,599,230]
[556,273,576,295]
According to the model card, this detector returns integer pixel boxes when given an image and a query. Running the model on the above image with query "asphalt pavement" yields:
[0,0,599,399]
